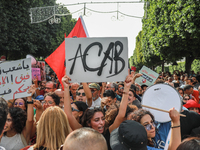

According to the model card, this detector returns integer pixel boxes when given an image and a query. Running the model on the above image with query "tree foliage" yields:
[0,0,76,60]
[141,0,200,73]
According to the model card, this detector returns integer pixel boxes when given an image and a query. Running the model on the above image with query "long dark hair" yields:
[74,101,88,123]
[81,107,105,128]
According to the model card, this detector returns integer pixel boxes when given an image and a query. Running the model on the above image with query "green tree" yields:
[0,0,76,60]
[132,30,163,71]
[142,0,200,74]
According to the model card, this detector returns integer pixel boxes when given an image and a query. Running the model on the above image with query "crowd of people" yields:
[0,69,200,150]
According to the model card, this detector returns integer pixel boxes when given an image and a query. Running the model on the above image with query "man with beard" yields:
[87,83,101,107]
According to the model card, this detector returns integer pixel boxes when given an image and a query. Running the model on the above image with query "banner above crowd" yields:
[0,58,32,100]
[65,37,129,82]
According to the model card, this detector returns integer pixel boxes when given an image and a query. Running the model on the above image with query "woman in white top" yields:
[0,85,35,150]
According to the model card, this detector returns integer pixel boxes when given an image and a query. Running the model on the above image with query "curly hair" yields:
[8,107,27,134]
[44,92,60,106]
[81,107,105,128]
[132,109,156,147]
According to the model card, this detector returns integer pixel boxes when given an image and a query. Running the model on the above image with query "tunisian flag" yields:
[45,16,89,88]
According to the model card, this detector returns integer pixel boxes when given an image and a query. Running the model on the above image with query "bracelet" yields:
[171,125,180,128]
[27,101,34,104]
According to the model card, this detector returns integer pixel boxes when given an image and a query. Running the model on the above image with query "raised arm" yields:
[109,70,142,133]
[62,75,82,130]
[168,108,181,150]
[33,76,40,96]
[23,84,35,144]
[82,83,92,107]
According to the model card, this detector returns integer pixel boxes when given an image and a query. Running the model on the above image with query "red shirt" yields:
[192,90,199,103]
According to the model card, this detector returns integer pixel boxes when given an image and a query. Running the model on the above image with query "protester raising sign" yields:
[65,37,129,82]
[135,66,159,87]
[32,68,41,81]
[0,58,32,100]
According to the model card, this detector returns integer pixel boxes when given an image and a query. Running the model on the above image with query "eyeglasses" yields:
[76,92,86,96]
[14,102,24,106]
[72,107,80,112]
[42,101,54,105]
[184,98,190,100]
[45,87,53,90]
[144,122,156,131]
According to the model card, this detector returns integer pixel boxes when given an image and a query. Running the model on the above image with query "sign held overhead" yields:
[65,37,128,82]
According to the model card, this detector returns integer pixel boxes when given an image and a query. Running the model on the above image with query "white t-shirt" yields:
[0,134,26,150]
[90,97,101,107]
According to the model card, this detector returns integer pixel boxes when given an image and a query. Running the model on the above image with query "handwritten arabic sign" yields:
[65,37,129,82]
[135,66,159,87]
[0,58,32,100]
[32,68,41,81]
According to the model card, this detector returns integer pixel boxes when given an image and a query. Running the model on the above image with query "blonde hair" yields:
[34,106,70,150]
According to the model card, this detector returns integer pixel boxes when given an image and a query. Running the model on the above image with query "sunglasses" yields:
[72,107,80,112]
[184,98,190,100]
[76,92,86,96]
[144,122,156,131]
[15,102,24,106]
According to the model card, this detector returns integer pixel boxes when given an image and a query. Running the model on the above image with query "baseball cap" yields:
[35,95,44,101]
[183,100,200,109]
[110,120,148,150]
[89,83,100,90]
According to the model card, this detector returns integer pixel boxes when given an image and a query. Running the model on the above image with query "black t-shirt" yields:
[180,110,200,140]
[103,128,111,150]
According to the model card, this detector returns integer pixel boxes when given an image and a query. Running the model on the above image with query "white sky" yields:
[56,0,144,58]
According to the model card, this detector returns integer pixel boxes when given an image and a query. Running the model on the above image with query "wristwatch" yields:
[27,100,34,104]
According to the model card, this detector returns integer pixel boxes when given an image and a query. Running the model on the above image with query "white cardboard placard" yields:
[0,58,32,100]
[65,37,128,82]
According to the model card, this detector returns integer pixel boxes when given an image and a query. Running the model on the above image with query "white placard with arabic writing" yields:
[0,58,32,100]
[65,37,128,82]
[135,66,159,87]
